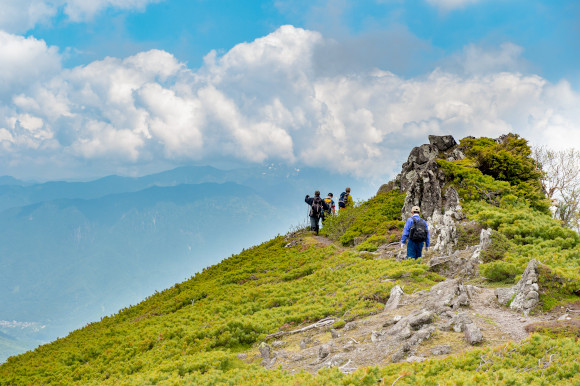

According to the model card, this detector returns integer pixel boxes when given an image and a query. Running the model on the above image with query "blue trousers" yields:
[406,239,424,259]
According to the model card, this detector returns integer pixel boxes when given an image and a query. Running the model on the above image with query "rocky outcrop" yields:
[420,279,476,312]
[429,228,492,278]
[397,135,463,221]
[495,259,540,316]
[429,135,457,152]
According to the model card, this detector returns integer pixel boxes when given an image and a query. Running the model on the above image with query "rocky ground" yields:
[238,136,580,374]
[239,234,579,375]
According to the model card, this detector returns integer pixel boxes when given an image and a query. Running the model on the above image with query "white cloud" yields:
[444,42,528,75]
[0,25,579,180]
[0,31,61,97]
[0,0,162,33]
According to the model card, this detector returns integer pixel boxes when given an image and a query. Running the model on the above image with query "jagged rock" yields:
[429,135,457,151]
[391,343,411,363]
[408,310,435,330]
[464,323,483,345]
[471,228,493,262]
[431,345,452,355]
[384,285,404,312]
[407,144,439,165]
[259,342,272,361]
[422,279,473,311]
[318,344,332,359]
[382,316,401,328]
[426,186,466,256]
[408,326,435,346]
[446,148,465,162]
[440,313,473,332]
[495,259,540,316]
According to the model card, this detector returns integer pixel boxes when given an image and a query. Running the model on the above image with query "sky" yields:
[1,0,579,181]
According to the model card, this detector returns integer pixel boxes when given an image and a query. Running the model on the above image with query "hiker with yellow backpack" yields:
[338,187,353,211]
[323,193,335,216]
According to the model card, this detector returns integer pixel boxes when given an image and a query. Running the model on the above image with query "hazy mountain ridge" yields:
[0,164,374,363]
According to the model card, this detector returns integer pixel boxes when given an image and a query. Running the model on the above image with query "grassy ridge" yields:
[0,192,440,384]
[2,134,580,385]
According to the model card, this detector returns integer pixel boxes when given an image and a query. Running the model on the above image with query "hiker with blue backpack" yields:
[305,191,329,235]
[338,187,353,211]
[401,206,430,259]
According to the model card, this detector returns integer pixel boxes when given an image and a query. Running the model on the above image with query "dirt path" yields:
[469,287,546,341]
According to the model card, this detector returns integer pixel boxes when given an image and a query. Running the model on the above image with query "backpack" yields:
[323,197,333,214]
[338,192,348,208]
[409,218,427,242]
[310,196,324,218]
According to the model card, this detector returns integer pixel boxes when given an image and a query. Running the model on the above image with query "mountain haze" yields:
[0,164,373,362]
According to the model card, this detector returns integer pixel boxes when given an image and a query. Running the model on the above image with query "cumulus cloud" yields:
[0,31,61,98]
[0,0,162,33]
[0,25,579,180]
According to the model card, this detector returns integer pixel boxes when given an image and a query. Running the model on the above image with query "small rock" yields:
[431,345,452,355]
[406,355,426,363]
[258,342,272,361]
[464,323,483,345]
[408,310,434,330]
[344,322,358,331]
[318,344,332,359]
[519,318,527,323]
[271,340,287,349]
[384,285,405,312]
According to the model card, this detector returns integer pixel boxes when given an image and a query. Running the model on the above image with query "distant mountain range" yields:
[0,164,375,362]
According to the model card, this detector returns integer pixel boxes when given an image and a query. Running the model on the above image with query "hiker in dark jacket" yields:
[401,206,430,259]
[305,190,329,235]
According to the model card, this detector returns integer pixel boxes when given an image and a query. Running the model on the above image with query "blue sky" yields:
[1,0,579,180]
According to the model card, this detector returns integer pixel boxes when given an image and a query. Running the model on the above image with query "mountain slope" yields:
[2,135,579,384]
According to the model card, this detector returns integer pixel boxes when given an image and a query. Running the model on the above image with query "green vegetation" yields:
[320,190,405,247]
[2,134,580,385]
[0,231,439,384]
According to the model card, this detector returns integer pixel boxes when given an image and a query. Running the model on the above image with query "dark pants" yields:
[310,216,321,234]
[406,239,424,259]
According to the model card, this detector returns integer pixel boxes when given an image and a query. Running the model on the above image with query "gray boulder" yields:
[464,323,483,345]
[384,285,405,312]
[429,135,457,151]
[495,259,540,316]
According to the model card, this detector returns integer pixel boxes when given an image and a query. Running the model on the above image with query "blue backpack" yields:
[338,192,348,208]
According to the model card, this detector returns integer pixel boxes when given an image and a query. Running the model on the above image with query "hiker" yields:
[400,206,430,259]
[305,191,329,235]
[338,187,353,211]
[323,193,335,217]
